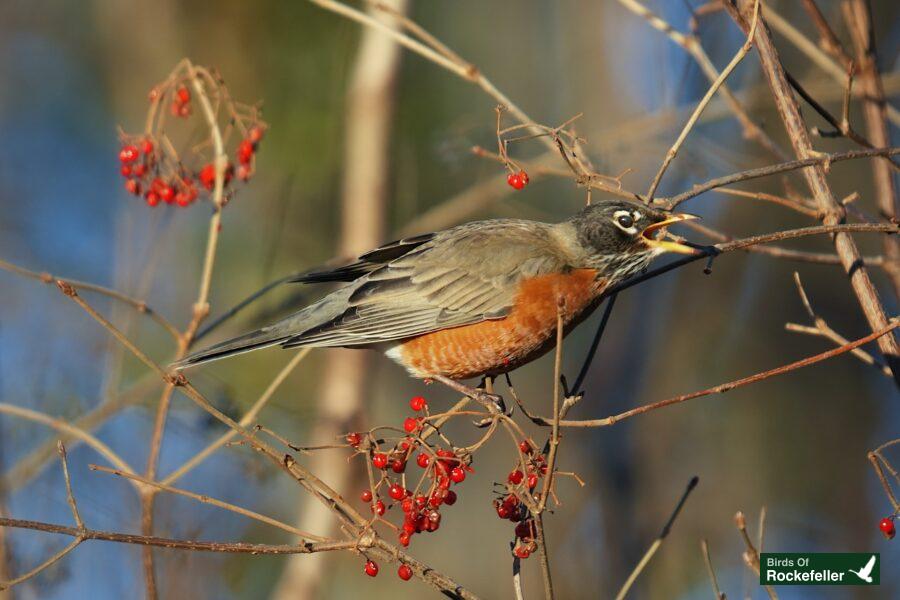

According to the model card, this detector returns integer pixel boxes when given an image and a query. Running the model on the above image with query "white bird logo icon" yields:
[848,555,877,583]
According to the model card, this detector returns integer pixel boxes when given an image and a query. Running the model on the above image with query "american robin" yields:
[174,199,698,380]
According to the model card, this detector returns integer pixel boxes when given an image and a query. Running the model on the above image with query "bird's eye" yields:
[617,214,634,229]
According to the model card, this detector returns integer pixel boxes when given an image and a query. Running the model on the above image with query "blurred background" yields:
[0,0,898,598]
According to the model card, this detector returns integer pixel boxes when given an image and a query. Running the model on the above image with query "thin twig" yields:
[57,442,84,531]
[161,348,311,486]
[546,320,899,428]
[571,294,617,398]
[614,477,699,600]
[734,511,778,600]
[91,465,327,542]
[700,539,726,600]
[307,0,554,153]
[0,517,358,555]
[617,0,788,160]
[660,146,900,208]
[0,258,180,340]
[786,272,892,377]
[868,450,900,511]
[645,0,760,200]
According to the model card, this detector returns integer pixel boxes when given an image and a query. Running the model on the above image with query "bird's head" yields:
[570,199,700,280]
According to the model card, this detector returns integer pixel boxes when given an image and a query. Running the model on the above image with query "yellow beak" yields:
[640,213,701,255]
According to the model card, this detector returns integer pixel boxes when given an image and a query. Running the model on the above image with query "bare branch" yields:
[614,477,699,600]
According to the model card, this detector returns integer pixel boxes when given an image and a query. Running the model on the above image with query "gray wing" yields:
[173,219,572,369]
[281,219,569,348]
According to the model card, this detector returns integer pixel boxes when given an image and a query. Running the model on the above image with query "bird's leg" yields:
[481,375,509,415]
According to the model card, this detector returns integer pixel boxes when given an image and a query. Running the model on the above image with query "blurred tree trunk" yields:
[271,2,407,598]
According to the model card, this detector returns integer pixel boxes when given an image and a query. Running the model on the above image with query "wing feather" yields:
[281,220,572,348]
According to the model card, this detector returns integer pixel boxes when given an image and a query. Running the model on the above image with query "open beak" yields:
[640,213,701,255]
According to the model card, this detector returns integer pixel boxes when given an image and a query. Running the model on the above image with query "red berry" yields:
[119,145,139,164]
[398,564,413,581]
[508,470,524,485]
[414,495,427,509]
[444,489,457,506]
[514,546,530,559]
[401,498,414,513]
[237,164,252,181]
[508,506,523,522]
[391,459,406,473]
[527,473,539,489]
[238,139,255,165]
[364,560,378,577]
[450,467,466,483]
[515,520,535,540]
[248,126,265,144]
[133,164,147,178]
[414,515,427,533]
[880,517,896,539]
[159,185,175,204]
[507,172,525,190]
[346,432,361,447]
[174,191,191,207]
[120,165,132,178]
[410,396,427,411]
[372,453,388,469]
[519,441,532,454]
[124,179,141,195]
[141,140,154,155]
[360,489,373,503]
[372,499,385,516]
[389,483,405,501]
[398,531,411,547]
[429,494,442,508]
[403,417,419,433]
[518,170,529,185]
[145,191,160,207]
[496,502,510,519]
[176,86,191,104]
[416,453,430,468]
[178,102,192,118]
[199,164,216,190]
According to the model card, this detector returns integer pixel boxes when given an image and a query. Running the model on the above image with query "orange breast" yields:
[394,269,604,380]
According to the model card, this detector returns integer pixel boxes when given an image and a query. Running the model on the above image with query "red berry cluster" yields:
[880,516,896,540]
[346,395,474,581]
[494,440,547,559]
[235,126,265,182]
[506,170,530,190]
[119,139,200,207]
[170,85,192,118]
[118,69,267,209]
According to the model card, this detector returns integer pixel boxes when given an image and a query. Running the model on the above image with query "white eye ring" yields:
[613,210,639,234]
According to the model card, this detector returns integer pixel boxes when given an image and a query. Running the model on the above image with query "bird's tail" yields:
[170,286,354,371]
[171,325,292,370]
